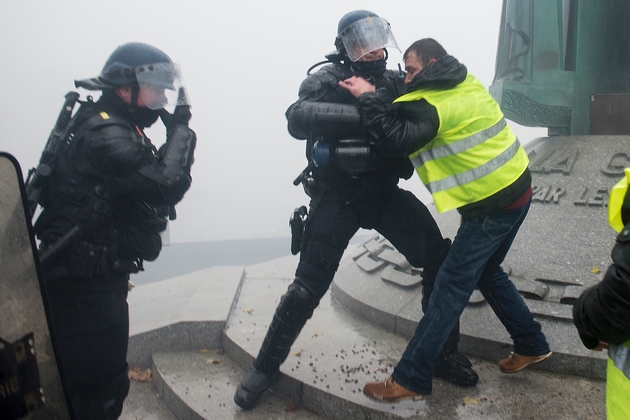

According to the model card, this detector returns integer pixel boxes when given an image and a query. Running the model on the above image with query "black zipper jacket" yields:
[573,224,630,349]
[356,55,530,218]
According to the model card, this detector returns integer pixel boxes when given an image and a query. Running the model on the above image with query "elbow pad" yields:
[288,102,363,139]
[138,125,196,199]
[162,125,196,171]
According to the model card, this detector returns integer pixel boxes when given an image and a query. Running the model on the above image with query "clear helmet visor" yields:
[135,62,191,110]
[338,16,400,62]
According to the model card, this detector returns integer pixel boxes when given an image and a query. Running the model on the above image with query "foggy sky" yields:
[0,0,544,243]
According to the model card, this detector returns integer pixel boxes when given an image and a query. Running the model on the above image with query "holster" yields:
[289,206,308,255]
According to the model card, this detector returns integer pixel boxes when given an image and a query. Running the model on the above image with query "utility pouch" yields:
[312,139,376,174]
[120,200,167,262]
[335,139,375,174]
[67,239,114,278]
[289,206,308,255]
[123,225,162,261]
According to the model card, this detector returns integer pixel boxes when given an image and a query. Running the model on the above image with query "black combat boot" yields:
[434,349,479,387]
[234,367,277,410]
[234,282,316,409]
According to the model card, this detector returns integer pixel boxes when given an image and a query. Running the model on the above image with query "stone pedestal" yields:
[333,135,630,379]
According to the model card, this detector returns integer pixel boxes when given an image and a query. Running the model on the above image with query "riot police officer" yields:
[34,42,196,419]
[234,11,477,410]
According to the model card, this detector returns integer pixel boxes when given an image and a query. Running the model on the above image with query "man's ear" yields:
[428,58,437,66]
[114,84,132,104]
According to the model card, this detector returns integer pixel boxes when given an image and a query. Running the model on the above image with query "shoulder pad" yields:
[86,112,133,130]
[298,65,344,98]
[83,112,147,174]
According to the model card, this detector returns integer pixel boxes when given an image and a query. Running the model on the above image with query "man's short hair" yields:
[404,38,448,66]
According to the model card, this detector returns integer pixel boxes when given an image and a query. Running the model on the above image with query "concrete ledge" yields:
[332,252,607,380]
[127,265,245,367]
[140,254,606,419]
[128,320,224,368]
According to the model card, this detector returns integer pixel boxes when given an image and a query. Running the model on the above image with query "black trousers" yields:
[44,273,130,420]
[297,185,448,298]
[294,185,460,355]
[253,183,463,377]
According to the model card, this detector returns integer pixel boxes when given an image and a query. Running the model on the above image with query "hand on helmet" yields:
[159,87,192,128]
[159,105,192,129]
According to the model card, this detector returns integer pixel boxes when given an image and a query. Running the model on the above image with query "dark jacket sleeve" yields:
[85,117,195,206]
[286,69,349,140]
[356,92,440,157]
[573,225,630,349]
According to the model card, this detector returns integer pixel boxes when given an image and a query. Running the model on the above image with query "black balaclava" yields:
[350,58,387,78]
[348,49,389,79]
[99,88,160,128]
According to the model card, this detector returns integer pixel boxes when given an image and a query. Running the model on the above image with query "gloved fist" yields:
[159,105,192,129]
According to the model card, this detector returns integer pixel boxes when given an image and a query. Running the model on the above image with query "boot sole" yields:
[363,391,425,403]
[436,373,478,387]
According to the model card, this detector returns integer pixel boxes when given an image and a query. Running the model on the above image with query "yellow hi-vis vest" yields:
[607,170,630,419]
[608,167,630,233]
[394,74,529,213]
[607,340,630,420]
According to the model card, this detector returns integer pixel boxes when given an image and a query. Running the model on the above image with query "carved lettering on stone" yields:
[529,146,578,174]
[354,235,585,321]
[602,152,630,177]
[532,185,566,204]
[574,188,609,207]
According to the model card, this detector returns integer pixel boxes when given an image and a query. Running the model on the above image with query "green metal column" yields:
[490,0,630,135]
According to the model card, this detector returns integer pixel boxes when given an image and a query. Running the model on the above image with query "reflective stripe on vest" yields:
[410,119,507,167]
[609,341,630,381]
[395,74,528,213]
[410,119,515,193]
[607,341,630,420]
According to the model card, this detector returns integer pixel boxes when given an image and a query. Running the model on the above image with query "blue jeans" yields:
[392,199,550,394]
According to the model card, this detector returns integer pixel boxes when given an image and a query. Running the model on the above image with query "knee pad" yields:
[254,281,321,374]
[277,281,319,322]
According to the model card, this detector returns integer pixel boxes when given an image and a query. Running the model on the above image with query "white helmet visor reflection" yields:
[338,16,400,62]
[135,62,191,110]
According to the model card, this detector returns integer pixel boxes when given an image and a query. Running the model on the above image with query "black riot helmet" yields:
[333,10,400,62]
[75,42,191,110]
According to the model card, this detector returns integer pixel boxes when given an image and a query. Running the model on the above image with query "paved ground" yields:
[119,254,608,420]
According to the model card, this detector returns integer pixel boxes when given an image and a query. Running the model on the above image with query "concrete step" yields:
[150,351,328,420]
[221,260,606,420]
[120,379,177,420]
[125,255,607,419]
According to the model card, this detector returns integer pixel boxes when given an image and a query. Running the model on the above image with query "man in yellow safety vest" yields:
[339,38,552,401]
[573,168,630,419]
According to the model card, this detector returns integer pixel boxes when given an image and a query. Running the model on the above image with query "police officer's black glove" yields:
[159,87,192,129]
[159,105,192,129]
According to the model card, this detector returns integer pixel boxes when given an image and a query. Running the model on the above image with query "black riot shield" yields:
[0,152,72,419]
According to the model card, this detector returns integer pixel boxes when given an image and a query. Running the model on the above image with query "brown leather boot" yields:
[499,351,553,373]
[363,376,426,402]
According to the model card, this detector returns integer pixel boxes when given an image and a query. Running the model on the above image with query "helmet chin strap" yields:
[130,82,140,111]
